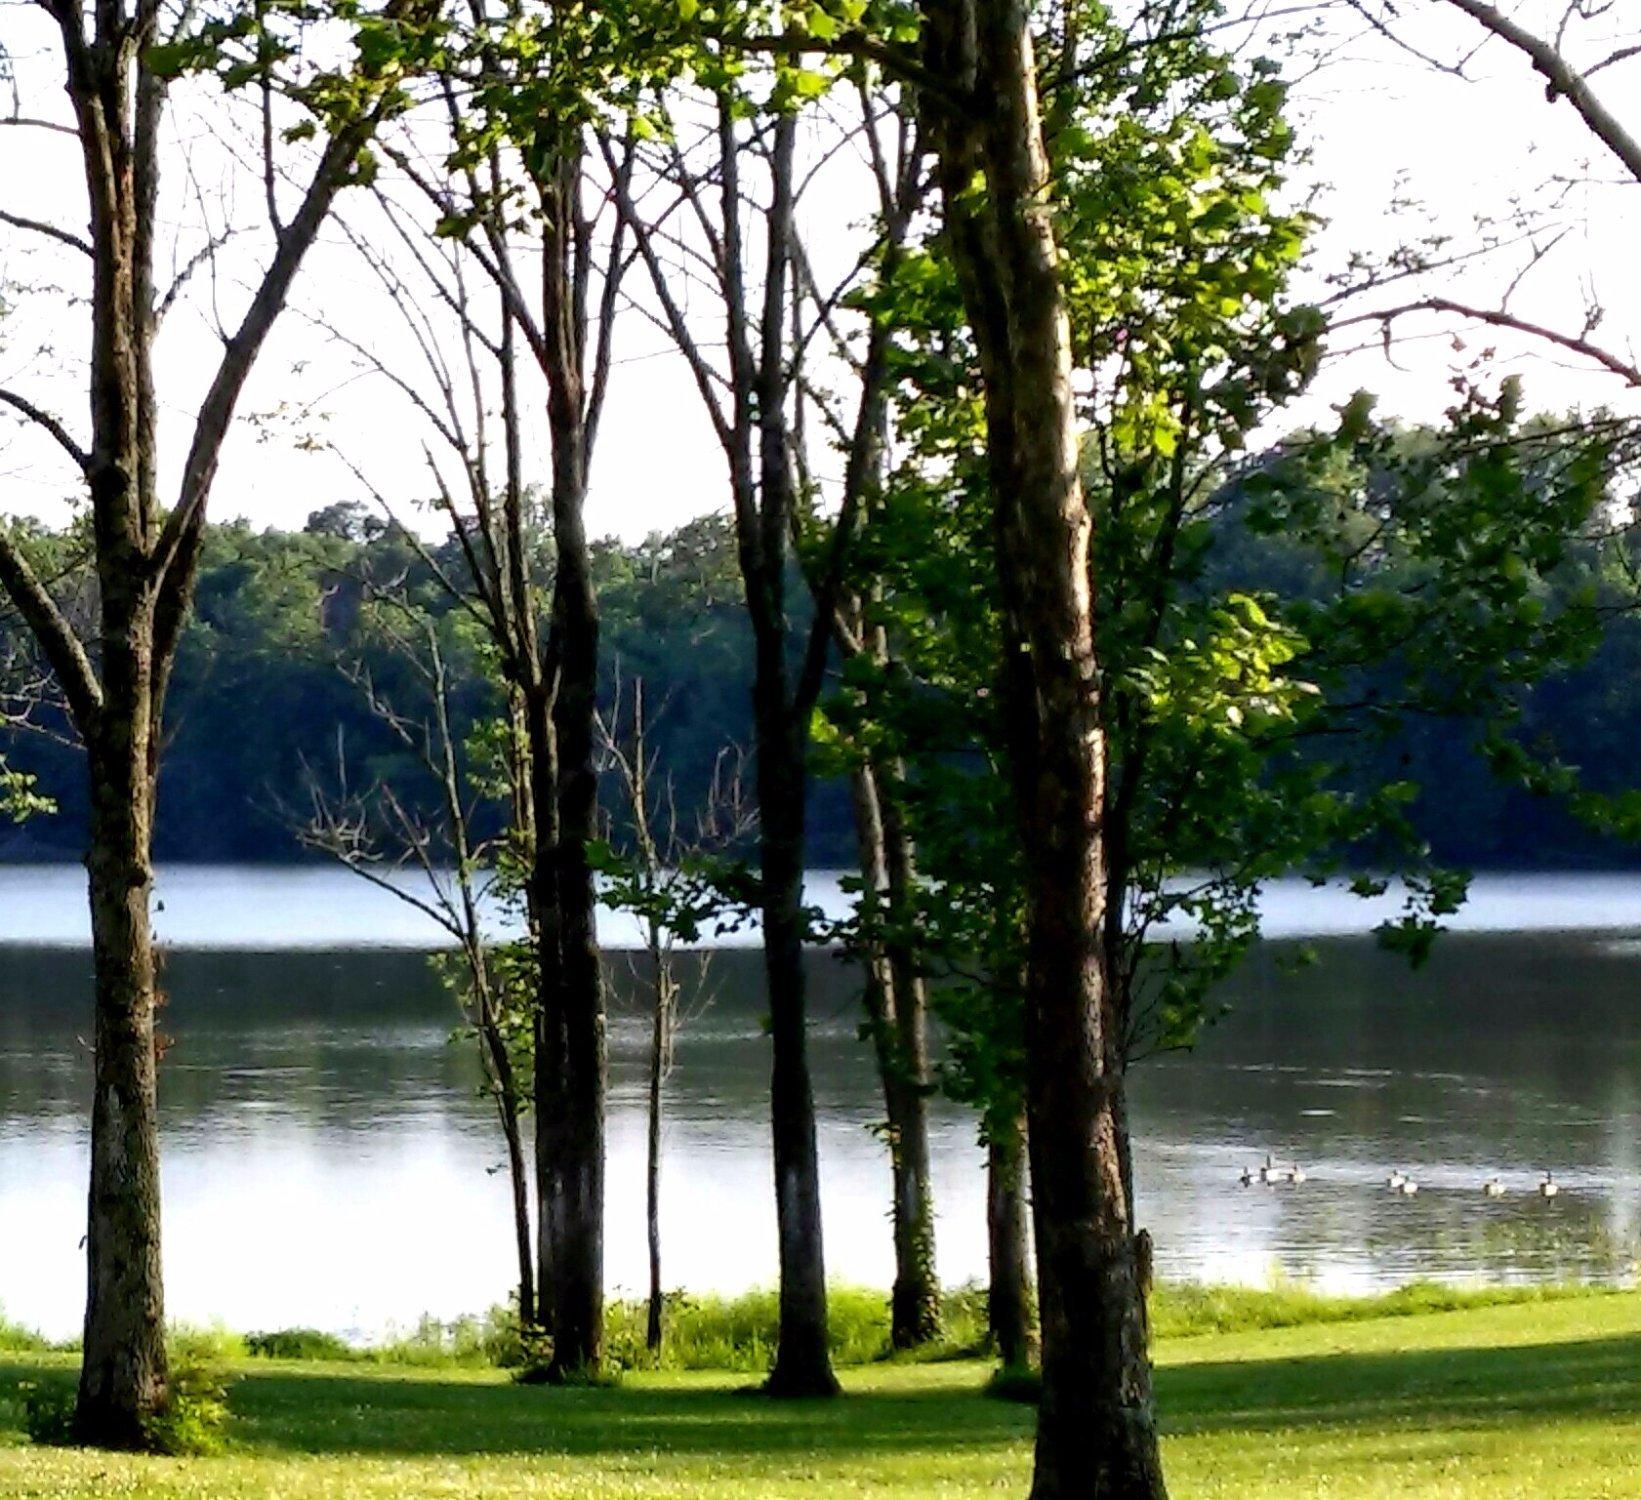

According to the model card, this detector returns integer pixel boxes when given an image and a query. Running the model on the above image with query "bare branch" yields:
[0,207,91,256]
[1335,295,1641,386]
[0,388,91,471]
[1443,0,1641,184]
[0,528,102,729]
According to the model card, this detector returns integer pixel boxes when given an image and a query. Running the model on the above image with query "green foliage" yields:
[246,1328,354,1361]
[371,1309,528,1369]
[814,3,1633,1141]
[0,765,51,824]
[0,1313,54,1356]
[140,1350,234,1457]
[17,1379,75,1447]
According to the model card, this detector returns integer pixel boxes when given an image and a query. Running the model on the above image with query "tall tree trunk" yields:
[76,707,167,1448]
[547,622,604,1379]
[918,2,1167,1494]
[524,686,562,1346]
[738,109,837,1400]
[878,766,940,1347]
[756,693,838,1397]
[849,759,941,1349]
[543,147,606,1379]
[986,1111,1035,1370]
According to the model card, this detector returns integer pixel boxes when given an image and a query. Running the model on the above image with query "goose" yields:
[1539,1172,1559,1200]
[1483,1177,1506,1198]
[1239,1166,1255,1187]
[1285,1164,1308,1185]
[1397,1177,1419,1196]
[1386,1169,1407,1191]
[1259,1154,1280,1185]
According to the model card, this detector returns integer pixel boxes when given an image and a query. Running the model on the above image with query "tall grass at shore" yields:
[1,1279,1625,1375]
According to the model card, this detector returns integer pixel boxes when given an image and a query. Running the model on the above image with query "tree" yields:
[320,6,658,1361]
[788,81,941,1351]
[297,585,538,1329]
[812,2,1624,1492]
[906,0,1171,1488]
[0,0,435,1446]
[606,73,894,1397]
[596,675,753,1354]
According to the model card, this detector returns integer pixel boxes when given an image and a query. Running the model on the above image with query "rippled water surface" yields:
[1,867,1638,1338]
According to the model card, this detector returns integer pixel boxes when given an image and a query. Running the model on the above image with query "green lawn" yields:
[3,1290,1639,1497]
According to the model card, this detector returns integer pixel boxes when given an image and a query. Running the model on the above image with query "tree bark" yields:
[524,685,562,1347]
[756,684,838,1397]
[917,1,1168,1493]
[879,766,940,1348]
[542,145,606,1380]
[76,714,167,1448]
[849,759,941,1350]
[986,1111,1036,1370]
[738,110,838,1401]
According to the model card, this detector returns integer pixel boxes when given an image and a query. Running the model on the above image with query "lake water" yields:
[1,866,1638,1340]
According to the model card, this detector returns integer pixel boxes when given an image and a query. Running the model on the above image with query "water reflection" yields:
[1,927,1638,1339]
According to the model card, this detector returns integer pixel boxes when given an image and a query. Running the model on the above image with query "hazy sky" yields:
[1,1,1636,544]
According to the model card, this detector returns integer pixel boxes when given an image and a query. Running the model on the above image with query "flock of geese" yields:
[1239,1156,1562,1199]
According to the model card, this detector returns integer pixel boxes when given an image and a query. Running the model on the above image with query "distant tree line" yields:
[3,494,1636,872]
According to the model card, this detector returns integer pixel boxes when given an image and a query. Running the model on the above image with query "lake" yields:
[1,865,1638,1340]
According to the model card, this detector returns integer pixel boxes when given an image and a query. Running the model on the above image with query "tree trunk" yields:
[986,1111,1036,1370]
[502,1103,536,1331]
[645,948,673,1353]
[918,1,1167,1494]
[736,107,837,1400]
[879,767,940,1348]
[75,714,168,1448]
[849,760,941,1350]
[482,1016,535,1330]
[544,146,606,1377]
[757,698,839,1397]
[524,685,561,1346]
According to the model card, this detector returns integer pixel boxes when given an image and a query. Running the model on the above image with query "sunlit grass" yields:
[1,1288,1637,1497]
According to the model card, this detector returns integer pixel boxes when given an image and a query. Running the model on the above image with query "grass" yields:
[1,1286,1640,1496]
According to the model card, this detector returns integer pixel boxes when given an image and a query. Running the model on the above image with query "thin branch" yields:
[0,529,102,729]
[1335,295,1641,385]
[0,388,91,470]
[0,207,91,256]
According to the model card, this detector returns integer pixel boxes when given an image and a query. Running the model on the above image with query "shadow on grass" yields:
[0,1358,1035,1462]
[3,1328,1638,1462]
[1159,1333,1641,1439]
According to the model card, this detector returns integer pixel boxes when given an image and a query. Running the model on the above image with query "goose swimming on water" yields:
[1540,1172,1559,1199]
[1483,1177,1506,1198]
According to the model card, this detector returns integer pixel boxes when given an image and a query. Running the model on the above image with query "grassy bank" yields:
[2,1287,1639,1496]
[17,1278,1609,1374]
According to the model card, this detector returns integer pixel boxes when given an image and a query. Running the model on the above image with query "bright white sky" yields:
[1,0,1637,544]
